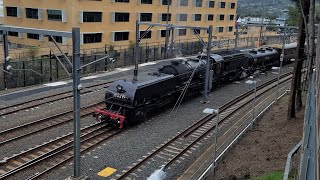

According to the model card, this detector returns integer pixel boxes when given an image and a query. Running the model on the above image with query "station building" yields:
[3,0,237,49]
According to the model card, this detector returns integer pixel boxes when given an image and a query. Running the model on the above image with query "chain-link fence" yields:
[0,35,290,90]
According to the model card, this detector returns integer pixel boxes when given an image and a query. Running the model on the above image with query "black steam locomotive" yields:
[94,44,297,128]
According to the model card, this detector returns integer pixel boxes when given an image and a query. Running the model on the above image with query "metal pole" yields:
[133,20,139,82]
[171,28,174,57]
[3,31,9,89]
[227,37,230,50]
[212,109,219,177]
[259,17,264,46]
[165,27,170,59]
[204,26,213,101]
[251,81,256,130]
[164,0,170,59]
[276,17,286,101]
[72,27,81,177]
[235,22,239,49]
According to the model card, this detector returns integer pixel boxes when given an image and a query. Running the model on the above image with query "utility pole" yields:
[235,22,239,49]
[277,10,287,100]
[164,0,170,59]
[259,16,264,46]
[2,31,9,90]
[204,26,213,101]
[171,28,175,57]
[72,27,81,178]
[133,20,139,82]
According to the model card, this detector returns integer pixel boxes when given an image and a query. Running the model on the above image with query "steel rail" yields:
[182,71,292,138]
[167,81,292,170]
[117,72,293,179]
[0,81,111,117]
[0,126,122,179]
[196,82,291,180]
[0,101,104,146]
[0,122,108,171]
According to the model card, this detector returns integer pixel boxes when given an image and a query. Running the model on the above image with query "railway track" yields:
[0,122,122,179]
[0,102,104,146]
[0,81,111,117]
[0,72,293,179]
[115,72,293,179]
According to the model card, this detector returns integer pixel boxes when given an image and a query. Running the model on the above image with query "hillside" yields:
[237,0,293,18]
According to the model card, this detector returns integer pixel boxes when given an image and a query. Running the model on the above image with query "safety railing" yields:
[298,71,317,180]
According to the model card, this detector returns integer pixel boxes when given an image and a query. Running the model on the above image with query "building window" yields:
[47,10,62,21]
[219,2,226,8]
[84,33,102,43]
[8,31,18,37]
[207,14,214,21]
[194,14,201,21]
[218,27,224,33]
[141,0,152,4]
[26,8,39,19]
[6,7,17,17]
[162,14,171,21]
[115,32,129,41]
[140,31,152,39]
[208,1,214,8]
[141,13,152,22]
[27,33,40,40]
[49,36,63,43]
[230,3,235,9]
[179,14,188,21]
[228,26,233,32]
[160,30,170,37]
[229,15,234,20]
[115,0,129,2]
[193,29,200,34]
[83,12,102,22]
[219,14,225,21]
[162,0,172,5]
[178,29,187,36]
[195,0,202,7]
[115,13,130,22]
[180,0,188,6]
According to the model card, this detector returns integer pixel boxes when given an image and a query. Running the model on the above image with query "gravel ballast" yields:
[209,95,304,180]
[32,65,295,180]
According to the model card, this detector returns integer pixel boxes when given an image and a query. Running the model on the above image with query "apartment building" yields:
[3,0,237,48]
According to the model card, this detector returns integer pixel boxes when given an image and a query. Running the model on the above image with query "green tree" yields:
[287,5,300,26]
[286,1,320,23]
[316,3,320,22]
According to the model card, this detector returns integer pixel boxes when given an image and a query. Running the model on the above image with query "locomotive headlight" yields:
[116,85,123,92]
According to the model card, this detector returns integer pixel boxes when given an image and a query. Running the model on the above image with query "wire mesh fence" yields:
[0,35,290,90]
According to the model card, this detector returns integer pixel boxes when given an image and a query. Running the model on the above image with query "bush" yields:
[25,46,40,59]
[108,45,115,52]
[129,40,135,49]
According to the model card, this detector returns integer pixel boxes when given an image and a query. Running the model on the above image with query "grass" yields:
[250,172,284,180]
